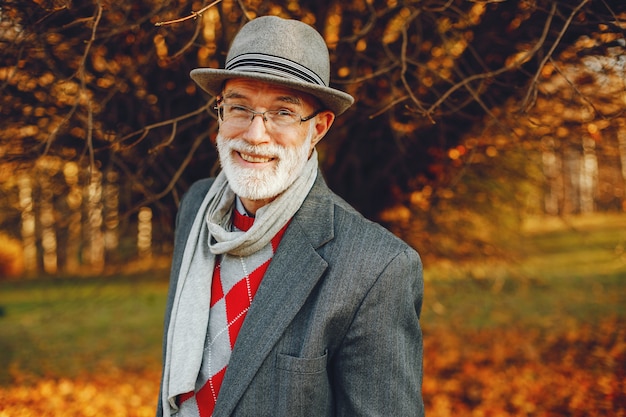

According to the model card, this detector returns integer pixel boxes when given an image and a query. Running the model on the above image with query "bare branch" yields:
[151,121,178,153]
[520,0,590,111]
[42,0,103,158]
[167,16,204,60]
[155,0,223,27]
[339,0,379,43]
[425,2,558,117]
[399,9,434,124]
[369,95,409,119]
[115,100,214,150]
[123,129,213,218]
[334,62,399,85]
[548,57,602,118]
[86,101,95,169]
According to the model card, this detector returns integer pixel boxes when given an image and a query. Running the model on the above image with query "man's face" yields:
[215,79,332,205]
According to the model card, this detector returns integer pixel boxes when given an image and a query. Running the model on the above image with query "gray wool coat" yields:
[157,173,425,417]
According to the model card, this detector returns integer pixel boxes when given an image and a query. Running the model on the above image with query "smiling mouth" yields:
[238,151,275,163]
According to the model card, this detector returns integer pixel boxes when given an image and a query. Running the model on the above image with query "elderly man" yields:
[157,15,424,417]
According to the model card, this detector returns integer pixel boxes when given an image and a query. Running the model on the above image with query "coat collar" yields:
[212,173,334,416]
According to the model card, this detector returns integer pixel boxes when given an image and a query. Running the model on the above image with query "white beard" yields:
[216,124,315,201]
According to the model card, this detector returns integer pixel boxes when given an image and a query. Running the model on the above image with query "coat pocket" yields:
[276,351,331,416]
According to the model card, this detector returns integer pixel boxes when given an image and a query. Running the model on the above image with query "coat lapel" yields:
[212,174,335,417]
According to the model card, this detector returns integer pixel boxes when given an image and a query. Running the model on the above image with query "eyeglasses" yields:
[215,103,321,129]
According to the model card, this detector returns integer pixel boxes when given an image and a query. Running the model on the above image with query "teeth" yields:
[239,152,272,163]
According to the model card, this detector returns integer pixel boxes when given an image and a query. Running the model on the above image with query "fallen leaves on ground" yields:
[423,317,626,417]
[1,318,624,417]
[0,369,160,417]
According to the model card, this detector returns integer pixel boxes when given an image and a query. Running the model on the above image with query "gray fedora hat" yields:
[190,16,354,115]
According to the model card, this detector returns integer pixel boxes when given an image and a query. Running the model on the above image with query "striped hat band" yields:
[226,53,327,88]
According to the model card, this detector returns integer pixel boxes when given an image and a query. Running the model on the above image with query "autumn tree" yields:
[0,0,624,272]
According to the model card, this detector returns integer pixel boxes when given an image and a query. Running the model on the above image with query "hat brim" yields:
[190,68,354,115]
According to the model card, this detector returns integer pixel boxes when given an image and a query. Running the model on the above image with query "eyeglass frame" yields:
[214,102,322,129]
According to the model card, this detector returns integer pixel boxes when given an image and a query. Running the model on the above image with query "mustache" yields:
[218,136,288,158]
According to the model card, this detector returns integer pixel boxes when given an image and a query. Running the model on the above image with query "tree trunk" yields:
[103,170,120,258]
[563,146,581,214]
[18,173,37,274]
[63,162,83,274]
[541,137,562,215]
[39,174,58,274]
[85,168,104,273]
[618,129,626,211]
[137,207,153,260]
[580,136,598,214]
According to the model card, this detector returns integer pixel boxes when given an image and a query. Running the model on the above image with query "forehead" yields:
[222,78,318,108]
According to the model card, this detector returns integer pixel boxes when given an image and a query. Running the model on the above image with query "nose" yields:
[241,113,270,145]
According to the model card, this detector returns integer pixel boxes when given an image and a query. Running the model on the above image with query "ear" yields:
[310,110,335,149]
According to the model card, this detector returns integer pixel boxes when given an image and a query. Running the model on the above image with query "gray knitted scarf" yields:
[161,150,319,416]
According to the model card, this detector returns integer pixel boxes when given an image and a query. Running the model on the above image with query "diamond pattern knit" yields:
[177,209,289,417]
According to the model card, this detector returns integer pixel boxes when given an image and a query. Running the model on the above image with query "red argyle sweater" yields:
[177,209,289,416]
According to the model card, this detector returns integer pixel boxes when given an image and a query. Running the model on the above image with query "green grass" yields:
[0,214,625,386]
[422,213,626,331]
[422,272,625,332]
[0,273,169,385]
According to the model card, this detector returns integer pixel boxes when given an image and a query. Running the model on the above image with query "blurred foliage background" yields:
[1,0,625,276]
[0,1,625,415]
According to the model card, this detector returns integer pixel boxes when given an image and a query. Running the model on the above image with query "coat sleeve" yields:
[332,246,425,417]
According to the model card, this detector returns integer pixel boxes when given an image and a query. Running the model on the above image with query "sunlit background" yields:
[1,1,625,416]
